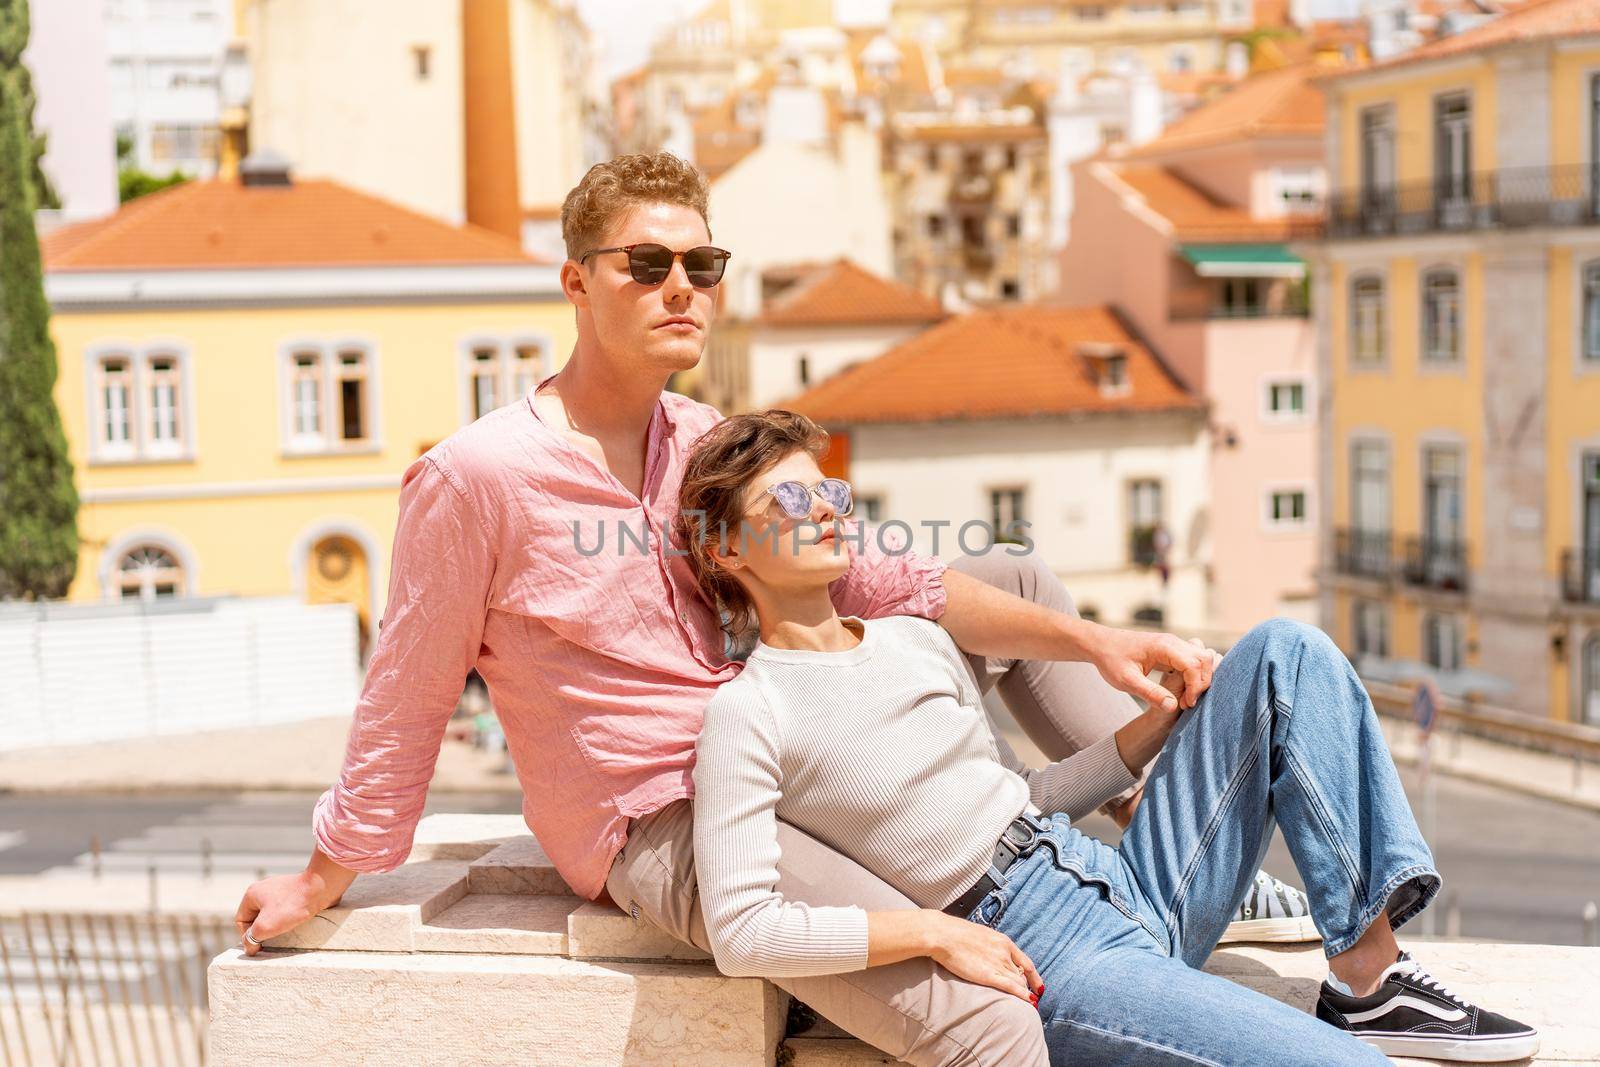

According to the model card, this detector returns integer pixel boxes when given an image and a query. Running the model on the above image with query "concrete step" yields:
[415,892,578,955]
[466,836,576,896]
[209,947,787,1066]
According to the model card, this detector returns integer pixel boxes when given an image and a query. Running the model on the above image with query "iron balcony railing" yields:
[1334,527,1392,580]
[1561,547,1600,605]
[1329,164,1600,239]
[1402,535,1470,593]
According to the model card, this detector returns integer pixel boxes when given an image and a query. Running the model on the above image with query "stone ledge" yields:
[209,947,787,1066]
[784,941,1600,1066]
[220,816,1598,1066]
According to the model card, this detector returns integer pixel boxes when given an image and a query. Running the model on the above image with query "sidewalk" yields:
[0,714,519,794]
[1377,713,1600,815]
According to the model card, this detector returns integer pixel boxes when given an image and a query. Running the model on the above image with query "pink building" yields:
[1057,63,1329,636]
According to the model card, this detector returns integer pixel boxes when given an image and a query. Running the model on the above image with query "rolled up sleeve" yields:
[310,455,496,873]
[828,517,949,622]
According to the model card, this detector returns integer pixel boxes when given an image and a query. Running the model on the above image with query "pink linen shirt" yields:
[310,373,950,900]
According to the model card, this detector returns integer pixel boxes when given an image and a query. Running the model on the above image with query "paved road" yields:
[2,763,1596,945]
[990,714,1600,948]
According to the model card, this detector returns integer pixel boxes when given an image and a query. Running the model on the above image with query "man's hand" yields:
[1088,626,1219,714]
[234,850,358,956]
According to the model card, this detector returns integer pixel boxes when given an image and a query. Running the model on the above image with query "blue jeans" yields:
[966,617,1441,1066]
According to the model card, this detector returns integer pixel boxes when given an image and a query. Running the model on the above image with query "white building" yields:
[700,258,945,413]
[25,0,119,225]
[787,303,1214,630]
[104,0,232,178]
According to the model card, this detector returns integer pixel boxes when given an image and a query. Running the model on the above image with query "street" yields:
[2,766,1597,946]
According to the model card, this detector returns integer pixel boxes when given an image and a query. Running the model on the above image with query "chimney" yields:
[239,148,292,187]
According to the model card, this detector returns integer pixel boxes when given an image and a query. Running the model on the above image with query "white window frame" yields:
[97,527,200,602]
[1420,264,1463,368]
[84,341,197,466]
[278,337,383,456]
[1422,612,1463,672]
[1263,484,1311,531]
[457,333,554,425]
[1350,272,1387,368]
[1262,376,1309,423]
[1352,598,1389,659]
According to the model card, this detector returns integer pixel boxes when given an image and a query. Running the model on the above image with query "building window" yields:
[462,337,548,423]
[1265,379,1307,419]
[990,486,1026,540]
[1270,166,1321,214]
[114,544,186,602]
[97,356,134,457]
[1076,5,1107,19]
[1353,599,1389,659]
[925,146,939,169]
[1351,439,1390,534]
[1350,274,1385,365]
[1267,488,1308,528]
[1097,353,1129,396]
[89,347,194,464]
[1583,260,1600,363]
[283,341,379,453]
[290,351,323,443]
[858,494,884,522]
[412,44,431,80]
[1421,269,1461,363]
[1006,213,1022,238]
[926,214,944,237]
[798,354,810,386]
[1422,444,1464,548]
[1359,105,1395,211]
[1132,605,1165,625]
[1584,634,1600,726]
[1422,613,1462,671]
[1004,146,1018,169]
[1000,278,1021,300]
[1433,93,1472,213]
[1167,47,1194,73]
[1128,478,1163,565]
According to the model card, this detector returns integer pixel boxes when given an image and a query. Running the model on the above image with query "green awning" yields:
[1179,243,1305,279]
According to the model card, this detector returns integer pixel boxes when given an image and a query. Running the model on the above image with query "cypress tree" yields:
[0,0,79,600]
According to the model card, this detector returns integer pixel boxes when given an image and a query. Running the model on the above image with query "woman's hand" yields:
[925,912,1044,1004]
[1156,638,1222,718]
[1089,626,1219,713]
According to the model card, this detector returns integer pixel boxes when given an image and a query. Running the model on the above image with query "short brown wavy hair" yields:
[561,152,711,261]
[674,410,831,637]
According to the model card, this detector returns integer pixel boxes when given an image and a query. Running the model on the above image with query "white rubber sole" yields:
[1353,1030,1541,1063]
[1216,915,1322,944]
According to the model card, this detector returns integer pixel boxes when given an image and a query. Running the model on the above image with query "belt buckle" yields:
[1001,815,1040,856]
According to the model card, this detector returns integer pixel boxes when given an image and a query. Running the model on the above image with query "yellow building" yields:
[42,158,570,658]
[1309,0,1600,724]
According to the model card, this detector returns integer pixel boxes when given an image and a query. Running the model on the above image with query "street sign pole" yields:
[1413,680,1439,936]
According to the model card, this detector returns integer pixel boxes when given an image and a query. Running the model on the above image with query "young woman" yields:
[676,410,1540,1066]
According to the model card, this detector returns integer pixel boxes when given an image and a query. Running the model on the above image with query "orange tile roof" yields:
[1131,64,1325,157]
[784,304,1202,425]
[760,258,945,327]
[1330,0,1600,76]
[1104,163,1325,239]
[43,177,542,271]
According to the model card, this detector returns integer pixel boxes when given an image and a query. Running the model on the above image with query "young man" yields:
[233,153,1296,1066]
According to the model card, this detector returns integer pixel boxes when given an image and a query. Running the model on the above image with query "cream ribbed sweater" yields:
[690,613,1138,978]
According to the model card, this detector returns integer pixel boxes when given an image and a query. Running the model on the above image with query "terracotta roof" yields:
[784,304,1202,425]
[760,259,945,327]
[1131,64,1325,158]
[1102,163,1325,240]
[1328,0,1600,76]
[43,177,542,271]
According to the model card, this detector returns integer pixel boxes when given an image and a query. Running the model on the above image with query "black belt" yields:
[942,810,1052,919]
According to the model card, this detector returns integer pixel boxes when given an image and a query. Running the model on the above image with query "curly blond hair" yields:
[560,153,711,261]
[673,410,832,638]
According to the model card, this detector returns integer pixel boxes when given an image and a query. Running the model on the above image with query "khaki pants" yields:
[604,549,1149,1067]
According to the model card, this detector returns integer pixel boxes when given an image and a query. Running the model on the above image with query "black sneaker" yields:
[1316,951,1540,1062]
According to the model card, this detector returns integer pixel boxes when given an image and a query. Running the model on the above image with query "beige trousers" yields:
[603,548,1149,1067]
